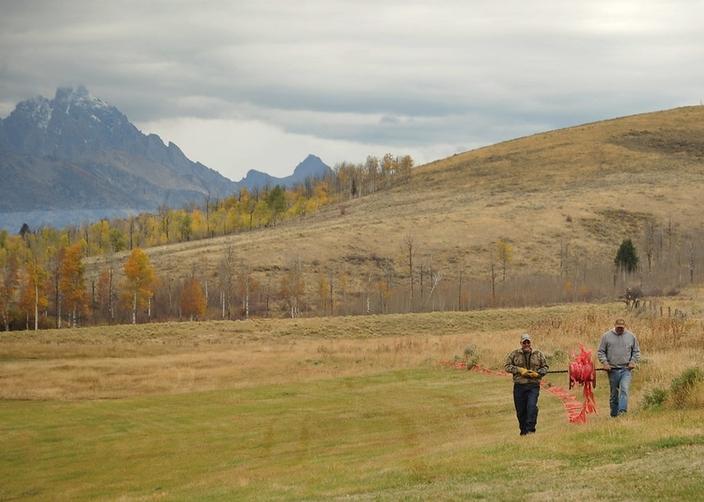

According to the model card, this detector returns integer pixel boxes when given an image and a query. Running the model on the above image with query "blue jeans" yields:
[608,368,632,417]
[513,384,540,434]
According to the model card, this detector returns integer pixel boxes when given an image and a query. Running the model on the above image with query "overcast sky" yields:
[1,0,703,180]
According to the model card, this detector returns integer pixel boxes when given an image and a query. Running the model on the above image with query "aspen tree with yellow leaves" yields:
[19,258,49,330]
[180,276,206,321]
[59,242,88,327]
[0,244,20,331]
[280,258,305,318]
[123,248,157,324]
[496,239,513,282]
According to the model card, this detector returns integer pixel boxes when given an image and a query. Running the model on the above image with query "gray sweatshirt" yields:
[597,329,640,368]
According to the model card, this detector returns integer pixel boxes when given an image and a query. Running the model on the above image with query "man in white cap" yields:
[598,318,640,417]
[504,333,549,435]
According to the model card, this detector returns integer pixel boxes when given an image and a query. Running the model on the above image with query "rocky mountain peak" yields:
[0,87,240,229]
[237,155,332,191]
[54,85,109,110]
[293,154,330,177]
[12,95,53,129]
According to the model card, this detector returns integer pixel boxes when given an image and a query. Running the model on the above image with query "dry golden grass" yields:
[2,300,702,406]
[84,106,704,311]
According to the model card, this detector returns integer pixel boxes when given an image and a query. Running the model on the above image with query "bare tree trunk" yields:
[108,266,114,321]
[205,194,210,237]
[129,217,134,250]
[366,274,372,314]
[244,279,249,319]
[425,272,442,310]
[420,264,424,304]
[328,270,334,315]
[168,278,173,317]
[55,268,61,328]
[458,269,463,311]
[132,290,137,324]
[221,290,226,319]
[265,277,270,318]
[404,234,414,309]
[34,282,39,331]
[491,263,496,305]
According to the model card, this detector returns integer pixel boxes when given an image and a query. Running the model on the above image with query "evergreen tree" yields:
[615,239,639,274]
[267,185,286,225]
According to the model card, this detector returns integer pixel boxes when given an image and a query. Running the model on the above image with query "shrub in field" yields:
[463,344,479,369]
[669,368,704,408]
[545,349,568,367]
[642,387,668,409]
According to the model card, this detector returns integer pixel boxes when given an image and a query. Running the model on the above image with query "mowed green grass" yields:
[2,366,703,501]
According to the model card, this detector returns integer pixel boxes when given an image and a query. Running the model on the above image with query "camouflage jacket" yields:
[504,348,549,385]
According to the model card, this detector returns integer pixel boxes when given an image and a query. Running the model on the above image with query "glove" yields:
[517,367,529,376]
[526,370,540,379]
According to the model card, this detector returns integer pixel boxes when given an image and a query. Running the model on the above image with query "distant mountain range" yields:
[237,154,332,191]
[0,86,332,231]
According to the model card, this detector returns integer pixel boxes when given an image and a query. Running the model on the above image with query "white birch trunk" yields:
[132,290,137,324]
[221,290,225,319]
[243,276,250,319]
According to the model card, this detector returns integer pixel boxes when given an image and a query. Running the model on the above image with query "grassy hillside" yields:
[87,106,704,310]
[1,302,703,499]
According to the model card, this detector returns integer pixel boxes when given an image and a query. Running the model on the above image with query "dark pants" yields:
[513,383,540,434]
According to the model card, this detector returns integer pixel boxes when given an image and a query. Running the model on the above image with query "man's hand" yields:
[517,367,529,376]
[526,370,540,379]
[627,361,636,369]
[602,363,611,371]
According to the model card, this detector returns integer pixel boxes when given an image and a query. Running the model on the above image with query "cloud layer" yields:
[1,1,702,179]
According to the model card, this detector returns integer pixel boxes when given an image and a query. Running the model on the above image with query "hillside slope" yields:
[93,106,704,301]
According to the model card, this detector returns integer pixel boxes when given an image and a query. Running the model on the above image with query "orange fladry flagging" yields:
[440,347,598,424]
[565,345,598,423]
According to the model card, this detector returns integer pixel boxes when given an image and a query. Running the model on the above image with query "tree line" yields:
[0,154,416,329]
[3,211,701,331]
[4,153,414,258]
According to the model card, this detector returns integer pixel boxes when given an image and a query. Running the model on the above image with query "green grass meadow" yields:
[2,366,703,501]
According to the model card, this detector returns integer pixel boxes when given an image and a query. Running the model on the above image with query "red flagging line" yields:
[439,359,596,424]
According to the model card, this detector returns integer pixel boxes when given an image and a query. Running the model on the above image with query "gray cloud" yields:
[1,0,703,178]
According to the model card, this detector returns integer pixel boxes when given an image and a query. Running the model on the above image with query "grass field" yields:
[2,302,704,500]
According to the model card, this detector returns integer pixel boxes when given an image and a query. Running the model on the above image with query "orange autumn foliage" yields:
[59,243,88,324]
[123,248,157,323]
[180,277,206,320]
